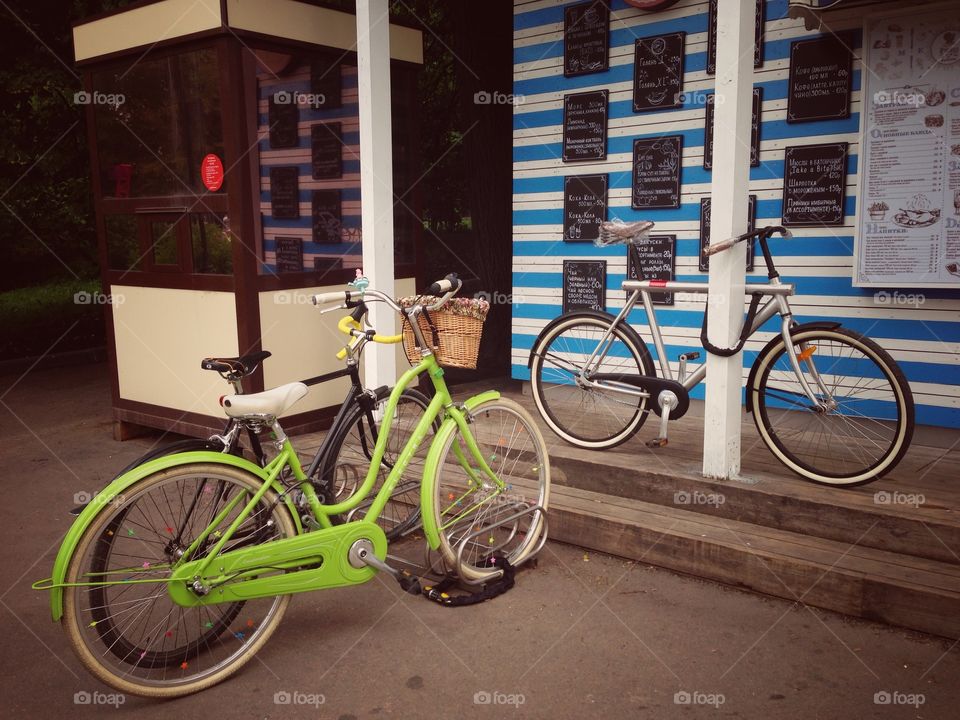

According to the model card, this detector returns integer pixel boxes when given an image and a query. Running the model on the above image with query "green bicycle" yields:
[35,275,550,698]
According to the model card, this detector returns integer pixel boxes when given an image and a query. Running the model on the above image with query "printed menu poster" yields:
[857,7,960,287]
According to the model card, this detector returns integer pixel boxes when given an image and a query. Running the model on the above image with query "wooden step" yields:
[536,478,960,640]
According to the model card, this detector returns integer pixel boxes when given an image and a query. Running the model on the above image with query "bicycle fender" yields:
[744,321,842,413]
[420,391,500,550]
[41,451,301,622]
[527,310,647,369]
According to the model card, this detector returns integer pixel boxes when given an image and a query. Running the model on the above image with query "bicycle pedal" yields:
[646,437,668,448]
[398,570,422,595]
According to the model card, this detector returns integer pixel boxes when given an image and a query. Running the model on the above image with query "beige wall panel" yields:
[227,0,423,64]
[258,277,416,415]
[73,0,222,61]
[111,286,238,418]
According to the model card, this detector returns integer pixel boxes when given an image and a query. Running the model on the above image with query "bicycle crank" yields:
[591,374,690,419]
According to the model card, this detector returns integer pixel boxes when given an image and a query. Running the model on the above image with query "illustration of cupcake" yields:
[868,201,888,221]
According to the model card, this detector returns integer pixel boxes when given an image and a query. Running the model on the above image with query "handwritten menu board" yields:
[633,33,685,112]
[698,196,757,271]
[704,88,762,169]
[312,190,342,244]
[563,260,606,313]
[270,167,300,219]
[706,0,764,74]
[563,90,608,162]
[268,95,299,149]
[782,143,847,227]
[856,7,960,287]
[310,56,342,109]
[312,123,342,179]
[313,256,344,273]
[275,236,303,273]
[564,1,609,77]
[632,136,682,209]
[564,175,608,242]
[627,235,676,305]
[787,33,853,123]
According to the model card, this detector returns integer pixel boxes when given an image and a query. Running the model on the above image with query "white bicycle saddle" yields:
[222,382,308,418]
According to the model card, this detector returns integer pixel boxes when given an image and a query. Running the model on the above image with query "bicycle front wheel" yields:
[530,312,655,449]
[317,388,434,539]
[750,327,914,486]
[62,464,297,697]
[426,397,550,584]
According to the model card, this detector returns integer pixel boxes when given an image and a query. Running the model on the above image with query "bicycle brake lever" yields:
[319,304,347,315]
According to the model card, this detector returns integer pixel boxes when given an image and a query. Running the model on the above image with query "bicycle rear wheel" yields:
[530,312,655,449]
[425,397,550,584]
[317,388,433,539]
[749,327,914,486]
[62,464,296,697]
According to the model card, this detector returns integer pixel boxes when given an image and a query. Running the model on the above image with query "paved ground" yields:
[1,362,958,719]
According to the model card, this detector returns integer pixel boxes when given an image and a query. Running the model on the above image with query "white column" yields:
[702,0,754,479]
[356,0,397,387]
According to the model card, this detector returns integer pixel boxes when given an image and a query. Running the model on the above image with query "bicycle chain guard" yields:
[591,374,690,419]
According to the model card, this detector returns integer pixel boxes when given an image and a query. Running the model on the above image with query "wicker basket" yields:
[399,296,490,369]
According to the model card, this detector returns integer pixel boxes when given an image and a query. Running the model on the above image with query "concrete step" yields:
[538,477,960,640]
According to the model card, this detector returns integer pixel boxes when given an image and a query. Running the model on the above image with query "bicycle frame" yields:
[581,277,833,408]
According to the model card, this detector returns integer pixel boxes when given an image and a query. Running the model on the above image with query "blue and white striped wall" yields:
[258,65,362,272]
[511,0,960,428]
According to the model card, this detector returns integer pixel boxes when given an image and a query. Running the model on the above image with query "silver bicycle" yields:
[528,221,915,486]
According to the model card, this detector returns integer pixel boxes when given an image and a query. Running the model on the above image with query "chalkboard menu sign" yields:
[787,33,852,123]
[633,32,685,113]
[782,143,847,227]
[564,174,608,242]
[706,0,764,74]
[704,88,762,170]
[311,123,342,179]
[627,235,676,305]
[562,90,608,162]
[563,260,606,313]
[632,136,682,209]
[564,1,609,77]
[312,190,342,244]
[275,236,303,273]
[270,167,300,219]
[310,56,342,110]
[268,95,299,149]
[313,256,343,273]
[698,195,757,271]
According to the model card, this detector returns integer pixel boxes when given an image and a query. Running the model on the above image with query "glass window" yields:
[92,48,224,198]
[105,214,139,271]
[150,220,178,266]
[191,214,232,274]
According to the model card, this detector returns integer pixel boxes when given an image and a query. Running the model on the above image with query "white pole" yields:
[702,0,754,479]
[356,0,397,388]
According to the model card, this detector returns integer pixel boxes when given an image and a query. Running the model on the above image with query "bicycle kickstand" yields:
[646,391,678,449]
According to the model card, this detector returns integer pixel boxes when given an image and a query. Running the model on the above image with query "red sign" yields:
[200,153,224,191]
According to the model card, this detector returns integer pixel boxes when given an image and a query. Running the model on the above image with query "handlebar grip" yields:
[705,238,736,256]
[427,273,461,296]
[312,291,349,306]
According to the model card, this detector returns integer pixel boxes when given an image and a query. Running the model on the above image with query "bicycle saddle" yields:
[221,382,308,419]
[201,350,272,377]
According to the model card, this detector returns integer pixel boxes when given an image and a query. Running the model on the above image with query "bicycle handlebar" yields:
[704,225,792,257]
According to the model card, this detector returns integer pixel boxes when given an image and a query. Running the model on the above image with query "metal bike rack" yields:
[453,504,549,586]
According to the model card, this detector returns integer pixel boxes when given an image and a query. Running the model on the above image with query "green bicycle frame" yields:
[38,351,502,618]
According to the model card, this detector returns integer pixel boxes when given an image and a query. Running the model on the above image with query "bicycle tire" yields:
[62,463,296,697]
[749,326,914,486]
[316,388,434,539]
[425,397,550,584]
[530,311,656,449]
